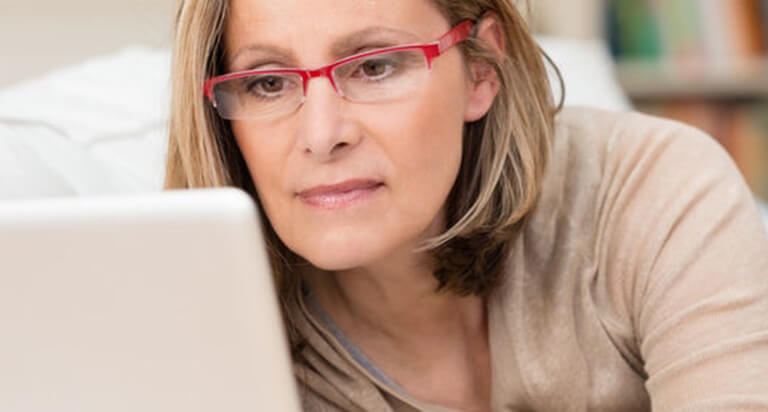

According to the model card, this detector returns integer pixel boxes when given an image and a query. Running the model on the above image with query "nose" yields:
[295,75,362,161]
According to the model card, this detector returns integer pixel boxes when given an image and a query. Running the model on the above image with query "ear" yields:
[464,13,506,122]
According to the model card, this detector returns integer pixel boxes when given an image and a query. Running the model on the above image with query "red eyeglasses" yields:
[203,20,475,121]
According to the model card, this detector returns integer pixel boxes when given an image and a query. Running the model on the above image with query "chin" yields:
[292,232,390,272]
[305,256,360,272]
[301,250,372,272]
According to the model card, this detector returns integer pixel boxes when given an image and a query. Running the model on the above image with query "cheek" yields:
[389,112,462,223]
[230,122,296,235]
[233,124,276,192]
[376,67,467,228]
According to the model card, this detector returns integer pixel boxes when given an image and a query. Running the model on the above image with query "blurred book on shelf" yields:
[604,0,768,200]
[608,0,766,64]
[606,0,768,98]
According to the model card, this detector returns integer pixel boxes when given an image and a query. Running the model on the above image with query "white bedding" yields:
[0,47,170,196]
[0,121,147,199]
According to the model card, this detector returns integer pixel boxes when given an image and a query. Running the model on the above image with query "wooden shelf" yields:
[615,58,768,100]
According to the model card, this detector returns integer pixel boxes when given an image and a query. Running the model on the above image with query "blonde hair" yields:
[166,0,560,348]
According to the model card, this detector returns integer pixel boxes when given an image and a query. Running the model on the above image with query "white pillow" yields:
[0,122,77,199]
[0,46,171,198]
[0,121,144,199]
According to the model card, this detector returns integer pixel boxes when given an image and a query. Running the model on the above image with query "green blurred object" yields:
[657,0,703,59]
[613,0,663,58]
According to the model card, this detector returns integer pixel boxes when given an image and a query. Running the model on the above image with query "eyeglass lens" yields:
[212,49,430,120]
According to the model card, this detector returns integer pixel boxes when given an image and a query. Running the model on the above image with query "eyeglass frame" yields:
[202,20,476,116]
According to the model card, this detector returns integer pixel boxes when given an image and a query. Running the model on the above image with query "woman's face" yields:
[225,0,487,270]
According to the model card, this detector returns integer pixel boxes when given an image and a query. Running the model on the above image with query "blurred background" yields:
[534,0,768,202]
[0,0,174,87]
[1,0,767,202]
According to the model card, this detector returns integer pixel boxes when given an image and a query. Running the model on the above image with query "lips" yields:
[297,179,383,209]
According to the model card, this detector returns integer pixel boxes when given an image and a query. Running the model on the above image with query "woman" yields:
[165,0,768,410]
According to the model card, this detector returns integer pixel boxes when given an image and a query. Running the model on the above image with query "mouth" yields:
[297,179,384,209]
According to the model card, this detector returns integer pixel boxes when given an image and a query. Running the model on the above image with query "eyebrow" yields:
[228,26,422,71]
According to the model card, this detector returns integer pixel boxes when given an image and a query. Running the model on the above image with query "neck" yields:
[304,243,485,349]
[302,233,492,410]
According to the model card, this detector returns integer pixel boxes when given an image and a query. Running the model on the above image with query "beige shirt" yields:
[290,107,768,411]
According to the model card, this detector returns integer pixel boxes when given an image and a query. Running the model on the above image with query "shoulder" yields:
[552,105,731,174]
[551,106,761,261]
[541,106,743,231]
[556,109,768,410]
[545,105,766,304]
[521,106,735,258]
[493,107,768,409]
[555,105,768,344]
[512,103,767,343]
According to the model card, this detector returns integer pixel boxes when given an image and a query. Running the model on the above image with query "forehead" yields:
[224,0,449,66]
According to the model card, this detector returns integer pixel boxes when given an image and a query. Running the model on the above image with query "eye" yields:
[249,76,285,94]
[356,58,395,80]
[362,60,390,77]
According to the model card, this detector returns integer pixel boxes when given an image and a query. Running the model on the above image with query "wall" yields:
[0,0,175,87]
[529,0,603,39]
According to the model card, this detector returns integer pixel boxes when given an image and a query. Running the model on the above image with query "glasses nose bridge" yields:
[304,65,345,97]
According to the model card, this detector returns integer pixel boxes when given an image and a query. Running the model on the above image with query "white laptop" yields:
[0,188,301,412]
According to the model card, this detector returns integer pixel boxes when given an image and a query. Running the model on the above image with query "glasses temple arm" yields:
[438,20,475,54]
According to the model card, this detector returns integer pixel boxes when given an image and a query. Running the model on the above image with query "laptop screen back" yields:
[0,189,300,412]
